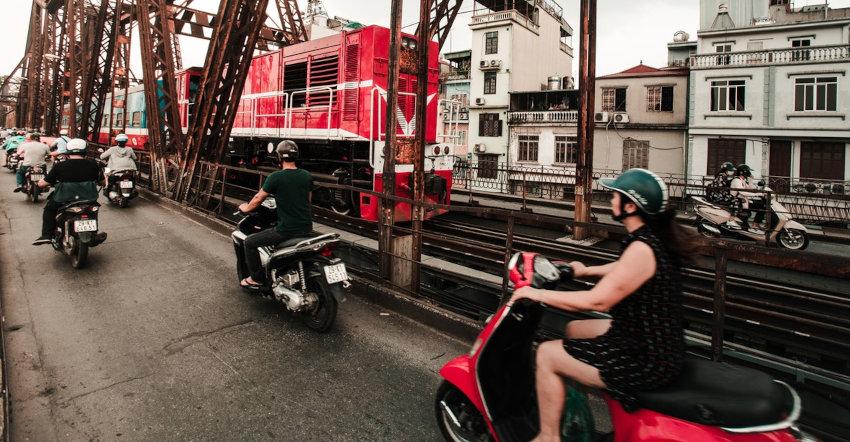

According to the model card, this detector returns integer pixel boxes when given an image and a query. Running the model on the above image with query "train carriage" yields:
[94,25,454,222]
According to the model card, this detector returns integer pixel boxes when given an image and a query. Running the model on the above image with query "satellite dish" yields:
[267,142,275,154]
[673,31,690,42]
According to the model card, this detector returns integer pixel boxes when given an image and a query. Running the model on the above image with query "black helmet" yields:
[736,164,752,178]
[718,162,735,176]
[275,139,299,162]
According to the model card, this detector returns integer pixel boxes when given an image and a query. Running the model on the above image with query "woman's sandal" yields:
[240,278,262,289]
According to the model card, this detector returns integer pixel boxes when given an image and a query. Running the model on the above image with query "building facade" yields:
[439,50,471,158]
[466,0,574,188]
[593,64,690,176]
[689,0,850,187]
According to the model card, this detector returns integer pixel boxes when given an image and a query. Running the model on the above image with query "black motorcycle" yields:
[51,200,105,268]
[22,164,46,202]
[103,170,138,207]
[232,200,348,332]
[7,151,20,172]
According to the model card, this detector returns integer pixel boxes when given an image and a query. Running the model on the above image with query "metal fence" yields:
[452,162,850,225]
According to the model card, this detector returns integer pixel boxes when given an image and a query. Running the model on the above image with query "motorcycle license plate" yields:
[119,180,134,189]
[74,220,98,232]
[30,174,44,181]
[324,263,348,284]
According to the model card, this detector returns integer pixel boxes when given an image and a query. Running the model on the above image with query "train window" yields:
[132,111,142,128]
[114,113,124,127]
[284,61,308,107]
[102,114,110,127]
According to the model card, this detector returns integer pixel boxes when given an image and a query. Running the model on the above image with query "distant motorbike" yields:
[691,188,809,250]
[103,169,138,207]
[7,151,20,172]
[435,252,808,442]
[50,199,105,269]
[22,164,46,202]
[232,199,348,332]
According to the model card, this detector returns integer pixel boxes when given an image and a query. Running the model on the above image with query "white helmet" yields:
[66,138,87,155]
[59,129,69,136]
[115,133,129,143]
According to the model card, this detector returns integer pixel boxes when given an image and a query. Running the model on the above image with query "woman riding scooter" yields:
[509,168,689,442]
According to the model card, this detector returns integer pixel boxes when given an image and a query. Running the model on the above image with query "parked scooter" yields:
[22,164,46,202]
[232,199,348,332]
[50,200,105,269]
[435,252,808,442]
[691,188,809,250]
[103,169,138,207]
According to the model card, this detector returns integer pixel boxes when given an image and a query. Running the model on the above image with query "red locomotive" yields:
[95,25,454,222]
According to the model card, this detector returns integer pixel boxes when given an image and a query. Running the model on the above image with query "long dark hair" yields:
[640,209,693,264]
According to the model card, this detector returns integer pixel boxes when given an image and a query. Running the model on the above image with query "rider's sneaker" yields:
[12,187,22,193]
[32,236,51,246]
[91,232,108,246]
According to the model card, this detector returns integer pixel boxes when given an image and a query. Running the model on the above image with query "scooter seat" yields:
[635,359,795,429]
[275,232,325,249]
[58,200,100,212]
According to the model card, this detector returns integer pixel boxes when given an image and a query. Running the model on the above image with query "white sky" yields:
[1,0,848,79]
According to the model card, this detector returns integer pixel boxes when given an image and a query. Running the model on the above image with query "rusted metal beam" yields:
[176,0,285,203]
[24,1,45,129]
[573,0,596,240]
[136,0,185,194]
[170,5,288,52]
[274,0,308,45]
[416,0,463,49]
[107,1,133,139]
[78,0,115,140]
[60,0,86,136]
[379,0,404,281]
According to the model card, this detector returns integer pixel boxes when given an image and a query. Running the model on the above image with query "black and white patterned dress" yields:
[563,225,685,411]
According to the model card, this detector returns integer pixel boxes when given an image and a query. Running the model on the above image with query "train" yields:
[87,25,454,222]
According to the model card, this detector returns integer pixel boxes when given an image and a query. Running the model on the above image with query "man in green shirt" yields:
[238,140,313,288]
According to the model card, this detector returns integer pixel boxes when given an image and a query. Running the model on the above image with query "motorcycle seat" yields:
[273,233,340,252]
[635,359,797,430]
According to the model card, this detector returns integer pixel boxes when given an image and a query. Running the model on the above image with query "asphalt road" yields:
[0,170,467,441]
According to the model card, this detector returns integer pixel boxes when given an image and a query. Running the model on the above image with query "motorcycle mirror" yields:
[267,142,274,154]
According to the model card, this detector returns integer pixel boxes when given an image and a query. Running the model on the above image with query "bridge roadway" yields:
[0,171,466,441]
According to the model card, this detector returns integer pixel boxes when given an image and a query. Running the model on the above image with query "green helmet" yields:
[599,168,669,216]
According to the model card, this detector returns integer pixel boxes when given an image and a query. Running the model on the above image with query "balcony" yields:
[690,44,850,69]
[471,10,539,33]
[508,110,578,124]
[559,41,573,56]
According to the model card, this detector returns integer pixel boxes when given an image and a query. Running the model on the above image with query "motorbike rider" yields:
[706,162,736,206]
[730,164,765,230]
[33,138,107,246]
[99,133,137,188]
[237,140,313,288]
[509,168,687,442]
[13,132,51,192]
[50,129,72,158]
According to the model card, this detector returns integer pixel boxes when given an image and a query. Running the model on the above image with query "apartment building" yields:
[439,50,471,158]
[689,0,850,188]
[466,0,574,186]
[593,64,690,176]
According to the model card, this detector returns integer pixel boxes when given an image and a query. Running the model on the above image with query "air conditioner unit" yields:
[594,112,609,123]
[460,107,468,113]
[475,97,486,106]
[474,143,487,153]
[490,59,502,68]
[613,113,630,123]
[480,60,488,68]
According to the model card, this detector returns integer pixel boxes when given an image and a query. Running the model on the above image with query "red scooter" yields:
[435,252,810,442]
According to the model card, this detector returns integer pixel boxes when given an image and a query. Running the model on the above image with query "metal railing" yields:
[508,110,578,124]
[452,162,850,225]
[690,44,850,69]
[471,10,540,32]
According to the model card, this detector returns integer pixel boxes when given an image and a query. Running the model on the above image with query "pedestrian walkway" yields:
[0,171,465,441]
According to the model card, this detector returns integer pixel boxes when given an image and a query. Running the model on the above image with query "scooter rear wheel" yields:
[71,243,89,269]
[301,276,337,332]
[435,381,491,442]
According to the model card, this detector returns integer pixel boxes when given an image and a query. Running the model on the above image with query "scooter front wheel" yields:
[435,381,491,442]
[777,229,809,250]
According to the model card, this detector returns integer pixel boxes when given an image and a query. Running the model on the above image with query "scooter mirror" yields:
[267,142,275,154]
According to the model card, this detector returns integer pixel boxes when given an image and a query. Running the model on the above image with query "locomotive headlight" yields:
[401,39,410,49]
[409,40,417,51]
[433,145,441,156]
[443,145,451,156]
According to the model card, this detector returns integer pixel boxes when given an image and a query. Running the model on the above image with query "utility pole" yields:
[378,0,404,281]
[573,0,596,240]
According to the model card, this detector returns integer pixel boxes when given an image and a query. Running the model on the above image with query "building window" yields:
[132,111,142,127]
[517,135,539,162]
[710,80,746,111]
[555,135,577,164]
[485,31,498,55]
[715,43,733,65]
[795,77,837,112]
[477,154,499,179]
[484,72,497,95]
[601,88,626,112]
[457,130,466,147]
[622,139,649,170]
[791,38,811,61]
[647,86,674,112]
[479,113,502,137]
